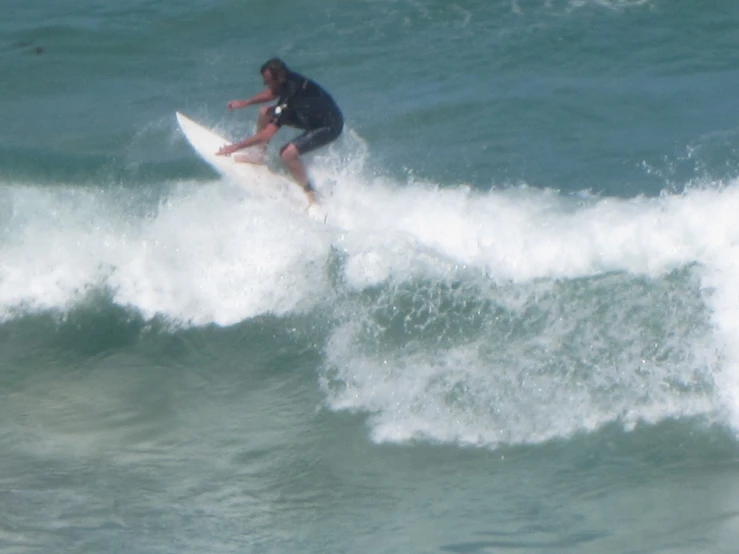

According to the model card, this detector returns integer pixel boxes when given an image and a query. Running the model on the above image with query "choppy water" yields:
[3,1,739,552]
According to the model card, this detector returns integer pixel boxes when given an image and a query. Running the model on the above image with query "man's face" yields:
[262,69,278,92]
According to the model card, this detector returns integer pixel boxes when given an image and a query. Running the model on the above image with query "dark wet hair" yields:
[260,58,289,83]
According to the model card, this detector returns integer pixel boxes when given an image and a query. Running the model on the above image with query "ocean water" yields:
[3,0,739,552]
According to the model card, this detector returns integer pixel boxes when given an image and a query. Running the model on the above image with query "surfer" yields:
[215,58,344,205]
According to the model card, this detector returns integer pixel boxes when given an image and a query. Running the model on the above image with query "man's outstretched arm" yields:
[215,123,279,156]
[227,88,277,110]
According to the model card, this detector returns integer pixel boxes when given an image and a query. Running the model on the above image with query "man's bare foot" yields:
[233,152,266,165]
[303,182,317,207]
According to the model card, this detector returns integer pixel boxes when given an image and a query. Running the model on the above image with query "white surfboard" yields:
[175,111,318,211]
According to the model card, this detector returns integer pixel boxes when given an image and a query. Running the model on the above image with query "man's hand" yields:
[216,144,238,156]
[227,100,247,110]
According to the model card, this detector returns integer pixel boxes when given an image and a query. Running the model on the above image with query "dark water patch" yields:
[0,298,146,367]
[6,41,44,55]
[441,529,608,552]
[0,298,330,372]
[0,147,218,191]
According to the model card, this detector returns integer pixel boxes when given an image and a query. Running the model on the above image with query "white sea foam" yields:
[317,176,739,446]
[2,165,739,444]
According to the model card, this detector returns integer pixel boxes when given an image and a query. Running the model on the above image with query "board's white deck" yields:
[176,111,300,202]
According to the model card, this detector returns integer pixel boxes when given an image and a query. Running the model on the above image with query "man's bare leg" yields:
[280,143,315,205]
[233,152,266,165]
[256,105,273,134]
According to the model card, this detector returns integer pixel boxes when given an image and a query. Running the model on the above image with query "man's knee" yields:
[280,143,299,161]
[258,106,274,121]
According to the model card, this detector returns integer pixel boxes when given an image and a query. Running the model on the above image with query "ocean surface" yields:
[3,0,739,552]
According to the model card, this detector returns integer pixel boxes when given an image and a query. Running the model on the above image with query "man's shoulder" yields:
[279,71,308,96]
[286,71,308,84]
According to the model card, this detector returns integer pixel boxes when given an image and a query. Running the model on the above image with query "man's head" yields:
[261,58,289,91]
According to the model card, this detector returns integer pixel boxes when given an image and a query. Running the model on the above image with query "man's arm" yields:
[227,88,277,110]
[215,122,279,156]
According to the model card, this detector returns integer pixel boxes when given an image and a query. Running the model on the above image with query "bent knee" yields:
[280,143,300,160]
[258,105,274,118]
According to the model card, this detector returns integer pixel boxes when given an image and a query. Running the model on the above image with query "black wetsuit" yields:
[271,71,343,155]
